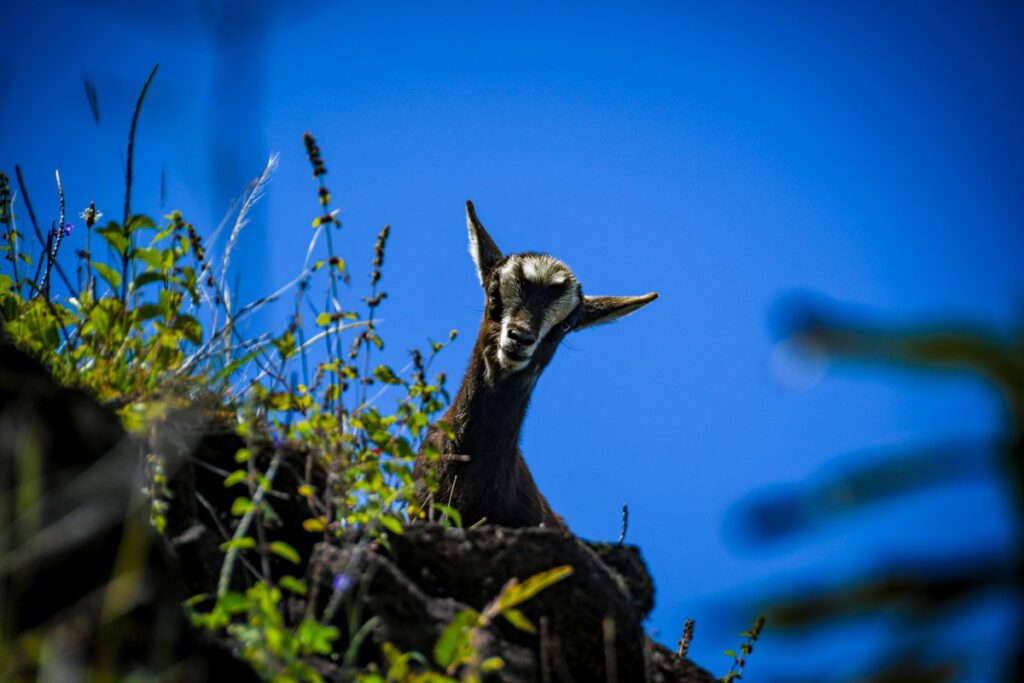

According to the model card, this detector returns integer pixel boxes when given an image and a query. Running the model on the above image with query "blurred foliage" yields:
[732,297,1024,682]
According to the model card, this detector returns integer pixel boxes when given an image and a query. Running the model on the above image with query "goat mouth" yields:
[502,348,531,362]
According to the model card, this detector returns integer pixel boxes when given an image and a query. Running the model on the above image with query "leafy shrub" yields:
[0,69,498,681]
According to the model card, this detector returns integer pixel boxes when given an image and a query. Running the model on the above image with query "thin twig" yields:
[603,617,618,683]
[540,616,552,683]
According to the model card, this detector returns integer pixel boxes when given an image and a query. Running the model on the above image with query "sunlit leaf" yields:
[270,541,301,564]
[91,262,122,291]
[433,609,478,668]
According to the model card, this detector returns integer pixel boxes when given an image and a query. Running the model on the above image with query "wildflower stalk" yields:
[15,165,73,298]
[676,618,695,659]
[0,172,16,291]
[358,224,389,407]
[81,202,100,299]
[43,171,67,300]
[122,64,159,303]
[303,133,344,390]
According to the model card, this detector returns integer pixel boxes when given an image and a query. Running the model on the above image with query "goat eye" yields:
[561,321,573,333]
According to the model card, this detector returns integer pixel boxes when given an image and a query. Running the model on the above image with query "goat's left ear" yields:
[574,293,659,331]
[466,200,503,286]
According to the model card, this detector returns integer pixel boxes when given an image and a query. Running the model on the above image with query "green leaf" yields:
[134,246,164,269]
[97,223,129,256]
[273,330,297,360]
[219,537,257,552]
[278,575,307,595]
[135,303,164,322]
[436,420,456,440]
[270,541,301,564]
[500,607,536,634]
[316,312,332,326]
[132,271,165,290]
[182,593,209,609]
[230,497,252,516]
[212,349,262,383]
[433,609,479,668]
[298,617,340,655]
[219,591,249,614]
[433,504,462,529]
[481,657,505,672]
[234,447,252,463]
[173,314,203,344]
[151,224,176,245]
[498,565,574,611]
[126,214,157,232]
[91,262,122,291]
[223,469,248,487]
[380,516,404,535]
[373,365,403,385]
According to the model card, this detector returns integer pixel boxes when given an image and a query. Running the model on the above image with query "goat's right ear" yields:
[574,293,659,331]
[466,200,503,285]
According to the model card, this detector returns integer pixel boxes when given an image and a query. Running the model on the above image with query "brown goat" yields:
[413,201,657,531]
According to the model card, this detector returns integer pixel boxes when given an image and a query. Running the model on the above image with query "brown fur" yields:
[413,201,657,531]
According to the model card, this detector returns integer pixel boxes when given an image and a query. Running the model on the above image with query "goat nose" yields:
[507,327,537,346]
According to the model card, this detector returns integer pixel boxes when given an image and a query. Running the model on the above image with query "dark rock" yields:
[306,525,717,683]
[0,334,258,681]
[648,641,719,683]
[590,541,657,618]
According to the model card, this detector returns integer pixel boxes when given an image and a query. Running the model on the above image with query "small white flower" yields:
[79,207,102,223]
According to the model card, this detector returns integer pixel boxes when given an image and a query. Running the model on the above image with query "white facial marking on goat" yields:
[495,254,579,373]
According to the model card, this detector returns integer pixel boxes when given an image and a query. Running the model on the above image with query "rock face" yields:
[307,526,717,683]
[0,332,716,682]
[0,334,254,681]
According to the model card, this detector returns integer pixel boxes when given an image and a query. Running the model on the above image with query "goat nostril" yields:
[508,328,536,346]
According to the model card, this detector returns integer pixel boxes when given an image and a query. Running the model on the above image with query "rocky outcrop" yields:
[306,526,716,682]
[0,332,715,682]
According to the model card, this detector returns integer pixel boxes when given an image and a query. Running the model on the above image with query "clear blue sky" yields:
[3,1,1022,679]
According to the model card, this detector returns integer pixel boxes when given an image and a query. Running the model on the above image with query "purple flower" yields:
[332,573,352,593]
[270,427,283,449]
[62,223,73,237]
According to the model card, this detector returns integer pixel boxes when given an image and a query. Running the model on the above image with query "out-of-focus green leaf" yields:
[91,262,122,291]
[270,541,301,564]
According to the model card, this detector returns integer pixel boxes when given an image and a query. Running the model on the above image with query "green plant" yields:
[720,615,765,682]
[1,68,459,681]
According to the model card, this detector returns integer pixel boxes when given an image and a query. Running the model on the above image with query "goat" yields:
[413,201,657,531]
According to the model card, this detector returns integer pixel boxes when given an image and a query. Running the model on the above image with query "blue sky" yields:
[3,1,1022,679]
